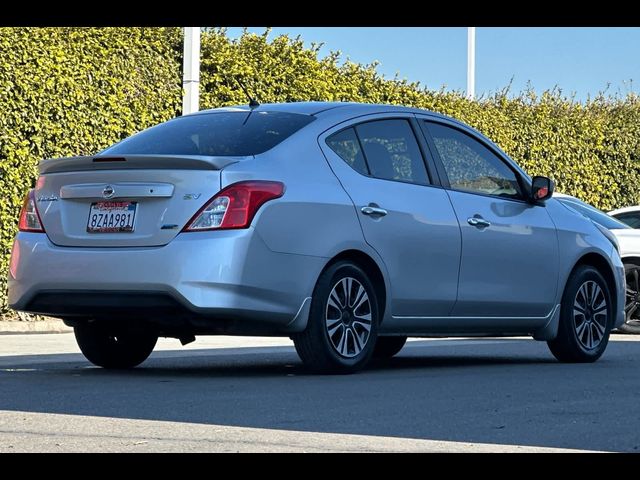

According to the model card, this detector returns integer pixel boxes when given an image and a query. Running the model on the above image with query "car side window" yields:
[326,128,369,175]
[355,119,429,185]
[425,122,523,200]
[613,213,640,228]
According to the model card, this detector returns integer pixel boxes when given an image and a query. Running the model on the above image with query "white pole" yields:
[182,27,201,115]
[467,27,476,100]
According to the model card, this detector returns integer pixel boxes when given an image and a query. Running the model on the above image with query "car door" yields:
[318,115,461,317]
[420,119,559,318]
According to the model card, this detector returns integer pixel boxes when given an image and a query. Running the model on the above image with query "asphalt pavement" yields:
[0,332,638,452]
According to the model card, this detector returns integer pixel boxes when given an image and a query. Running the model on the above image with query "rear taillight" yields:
[18,190,45,233]
[183,181,284,231]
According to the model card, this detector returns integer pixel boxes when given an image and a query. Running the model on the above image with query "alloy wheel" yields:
[573,280,608,350]
[325,277,372,358]
[625,266,640,327]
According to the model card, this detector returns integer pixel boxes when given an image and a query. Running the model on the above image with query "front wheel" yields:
[547,265,612,363]
[293,261,379,373]
[74,324,157,369]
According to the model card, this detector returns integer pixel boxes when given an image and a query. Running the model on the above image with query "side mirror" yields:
[530,175,554,203]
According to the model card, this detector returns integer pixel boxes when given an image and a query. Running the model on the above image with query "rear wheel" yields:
[547,265,612,363]
[373,336,407,359]
[619,261,640,334]
[293,261,379,373]
[74,324,157,369]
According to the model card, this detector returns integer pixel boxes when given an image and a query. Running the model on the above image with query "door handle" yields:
[467,216,491,228]
[361,205,388,217]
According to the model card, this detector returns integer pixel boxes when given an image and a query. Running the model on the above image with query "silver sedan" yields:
[8,102,625,373]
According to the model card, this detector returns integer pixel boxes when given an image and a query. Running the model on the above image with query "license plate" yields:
[87,201,137,233]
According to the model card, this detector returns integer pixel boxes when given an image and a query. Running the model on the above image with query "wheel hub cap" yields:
[341,310,353,326]
[325,277,372,358]
[573,280,607,350]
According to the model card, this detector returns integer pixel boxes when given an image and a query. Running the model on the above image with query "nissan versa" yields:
[8,102,625,373]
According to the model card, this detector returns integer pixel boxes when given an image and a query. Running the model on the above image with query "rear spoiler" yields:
[38,154,244,175]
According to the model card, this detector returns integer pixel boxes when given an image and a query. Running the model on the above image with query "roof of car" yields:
[187,101,529,178]
[609,205,640,216]
[190,101,448,118]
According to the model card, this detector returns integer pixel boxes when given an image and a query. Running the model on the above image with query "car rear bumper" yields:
[8,230,324,334]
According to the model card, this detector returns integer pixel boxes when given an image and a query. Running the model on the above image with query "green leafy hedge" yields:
[2,27,640,314]
[0,27,182,314]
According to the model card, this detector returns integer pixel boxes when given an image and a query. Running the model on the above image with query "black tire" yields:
[547,265,612,363]
[74,324,157,369]
[293,261,379,373]
[373,336,407,359]
[618,261,640,334]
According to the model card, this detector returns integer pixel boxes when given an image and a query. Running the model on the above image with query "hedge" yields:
[2,27,640,314]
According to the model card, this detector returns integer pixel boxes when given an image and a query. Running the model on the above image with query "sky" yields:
[225,27,640,102]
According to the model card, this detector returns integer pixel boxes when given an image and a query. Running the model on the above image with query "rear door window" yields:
[354,119,429,185]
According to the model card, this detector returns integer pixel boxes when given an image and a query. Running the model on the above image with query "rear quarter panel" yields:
[221,133,367,259]
[220,126,392,318]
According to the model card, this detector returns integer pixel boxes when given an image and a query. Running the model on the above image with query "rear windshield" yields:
[101,111,315,156]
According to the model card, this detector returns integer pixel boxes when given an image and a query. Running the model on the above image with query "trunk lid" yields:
[35,154,245,247]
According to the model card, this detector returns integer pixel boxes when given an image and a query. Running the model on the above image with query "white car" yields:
[609,205,640,229]
[556,194,640,333]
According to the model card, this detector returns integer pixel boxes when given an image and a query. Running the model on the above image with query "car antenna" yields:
[236,77,260,109]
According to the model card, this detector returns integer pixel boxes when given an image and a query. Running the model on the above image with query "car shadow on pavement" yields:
[0,339,638,452]
[0,346,558,378]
